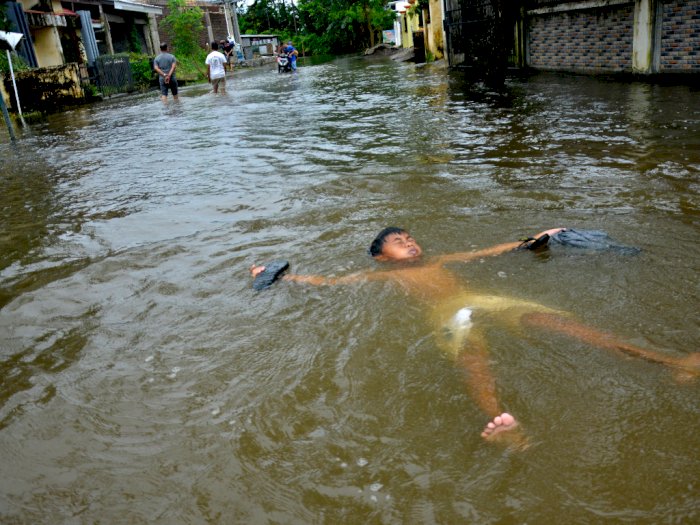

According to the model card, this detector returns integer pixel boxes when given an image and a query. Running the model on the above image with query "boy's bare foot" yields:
[672,353,700,382]
[481,412,518,439]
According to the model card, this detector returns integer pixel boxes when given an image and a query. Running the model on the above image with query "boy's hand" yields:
[250,264,266,278]
[536,227,566,238]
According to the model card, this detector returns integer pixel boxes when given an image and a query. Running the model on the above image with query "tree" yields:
[238,0,396,55]
[238,0,298,35]
[161,0,204,57]
[294,0,395,52]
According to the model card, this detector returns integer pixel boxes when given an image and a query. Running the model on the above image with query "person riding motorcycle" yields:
[284,41,299,72]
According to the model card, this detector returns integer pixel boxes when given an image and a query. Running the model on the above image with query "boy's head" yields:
[211,41,219,50]
[160,43,168,51]
[369,227,422,261]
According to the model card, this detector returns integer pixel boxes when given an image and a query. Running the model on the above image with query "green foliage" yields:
[0,2,11,31]
[296,0,396,52]
[238,0,396,55]
[128,23,142,53]
[238,0,298,35]
[173,48,208,81]
[161,0,204,57]
[0,51,29,74]
[128,53,154,88]
[84,83,100,99]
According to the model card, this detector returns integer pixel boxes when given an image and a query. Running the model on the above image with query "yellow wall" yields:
[17,0,65,11]
[399,10,421,49]
[32,27,65,67]
[426,0,444,59]
[19,0,67,67]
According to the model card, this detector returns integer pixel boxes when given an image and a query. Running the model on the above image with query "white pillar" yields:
[204,10,214,44]
[632,0,656,73]
[148,13,160,53]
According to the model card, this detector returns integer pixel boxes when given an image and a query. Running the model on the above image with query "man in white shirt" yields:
[205,41,227,94]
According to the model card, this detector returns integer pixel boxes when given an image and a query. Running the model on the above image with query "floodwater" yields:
[1,56,699,523]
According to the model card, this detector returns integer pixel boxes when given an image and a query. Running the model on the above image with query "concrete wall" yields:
[32,26,66,67]
[2,63,86,113]
[398,9,421,49]
[426,0,445,59]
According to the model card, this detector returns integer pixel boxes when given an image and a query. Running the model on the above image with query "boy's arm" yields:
[436,228,565,264]
[282,273,358,286]
[251,266,390,286]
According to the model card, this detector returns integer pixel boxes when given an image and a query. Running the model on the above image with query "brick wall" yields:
[659,0,700,72]
[152,1,230,53]
[527,4,634,73]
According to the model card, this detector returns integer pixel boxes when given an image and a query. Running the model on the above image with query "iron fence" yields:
[443,0,509,83]
[94,55,134,97]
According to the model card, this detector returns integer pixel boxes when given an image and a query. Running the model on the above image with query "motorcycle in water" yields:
[277,53,292,73]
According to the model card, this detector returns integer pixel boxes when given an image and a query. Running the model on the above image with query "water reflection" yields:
[1,59,699,523]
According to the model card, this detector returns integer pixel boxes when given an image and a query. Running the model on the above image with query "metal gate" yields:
[443,0,509,84]
[94,55,134,97]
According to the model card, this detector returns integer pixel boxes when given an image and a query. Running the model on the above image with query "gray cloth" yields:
[550,229,640,255]
[154,52,177,78]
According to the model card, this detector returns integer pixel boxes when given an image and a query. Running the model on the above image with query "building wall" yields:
[659,0,700,71]
[425,0,444,59]
[399,9,421,49]
[527,4,634,73]
[2,63,86,113]
[525,0,699,74]
[151,1,229,52]
[33,26,66,67]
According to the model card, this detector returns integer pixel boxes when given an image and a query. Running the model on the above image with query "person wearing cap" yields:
[284,41,299,71]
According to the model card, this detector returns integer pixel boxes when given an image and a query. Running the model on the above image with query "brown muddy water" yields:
[1,56,699,523]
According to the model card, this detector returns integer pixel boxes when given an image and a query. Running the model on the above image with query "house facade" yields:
[441,0,700,76]
[524,0,700,74]
[3,0,163,68]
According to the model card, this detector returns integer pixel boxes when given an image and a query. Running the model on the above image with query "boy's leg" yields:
[521,312,700,374]
[455,330,521,441]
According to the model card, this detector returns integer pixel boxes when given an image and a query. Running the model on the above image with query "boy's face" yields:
[376,232,423,262]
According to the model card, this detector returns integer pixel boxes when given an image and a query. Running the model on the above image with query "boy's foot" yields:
[481,412,518,439]
[672,352,700,382]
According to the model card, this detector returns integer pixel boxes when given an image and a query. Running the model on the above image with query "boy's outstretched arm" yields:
[435,228,565,264]
[250,265,386,286]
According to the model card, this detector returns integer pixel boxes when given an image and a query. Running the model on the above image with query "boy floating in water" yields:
[251,227,699,443]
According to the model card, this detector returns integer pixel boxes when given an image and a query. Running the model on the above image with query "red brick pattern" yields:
[152,1,230,52]
[528,5,634,72]
[659,0,700,71]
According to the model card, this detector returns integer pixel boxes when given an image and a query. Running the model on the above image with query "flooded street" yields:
[1,56,699,523]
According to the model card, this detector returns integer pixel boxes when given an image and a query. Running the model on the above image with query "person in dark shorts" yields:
[153,43,178,103]
[222,39,234,71]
